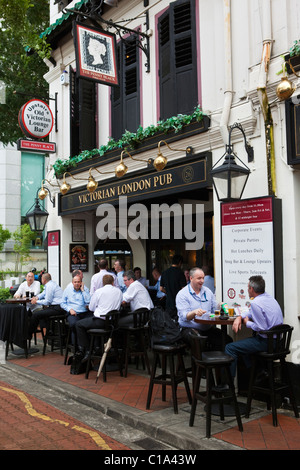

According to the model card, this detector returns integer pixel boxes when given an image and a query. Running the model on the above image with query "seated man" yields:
[76,274,123,361]
[225,275,283,377]
[28,272,65,337]
[133,267,148,287]
[90,258,118,296]
[61,274,92,334]
[148,267,166,307]
[118,270,154,327]
[176,267,232,351]
[14,271,41,311]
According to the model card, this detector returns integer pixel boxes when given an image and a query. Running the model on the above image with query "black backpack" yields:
[149,307,183,346]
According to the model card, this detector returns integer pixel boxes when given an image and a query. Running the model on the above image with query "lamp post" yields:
[26,186,55,232]
[210,123,252,202]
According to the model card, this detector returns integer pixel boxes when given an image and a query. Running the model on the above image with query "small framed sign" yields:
[73,21,119,86]
[72,219,86,242]
[70,243,88,272]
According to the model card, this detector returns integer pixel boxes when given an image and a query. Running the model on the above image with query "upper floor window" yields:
[111,36,140,140]
[158,0,198,120]
[70,68,96,157]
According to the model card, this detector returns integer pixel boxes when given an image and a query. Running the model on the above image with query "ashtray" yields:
[219,315,230,320]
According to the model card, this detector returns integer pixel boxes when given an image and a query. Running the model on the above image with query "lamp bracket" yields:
[228,122,254,163]
[37,186,55,208]
[64,0,151,72]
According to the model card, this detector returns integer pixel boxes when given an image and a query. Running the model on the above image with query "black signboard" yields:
[59,153,212,215]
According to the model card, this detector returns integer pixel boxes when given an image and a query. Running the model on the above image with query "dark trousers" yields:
[28,305,66,336]
[75,315,105,350]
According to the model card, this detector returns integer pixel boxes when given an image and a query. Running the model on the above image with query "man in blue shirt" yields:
[61,274,92,331]
[28,272,65,337]
[176,267,231,350]
[225,275,283,377]
[148,267,166,307]
[114,259,127,293]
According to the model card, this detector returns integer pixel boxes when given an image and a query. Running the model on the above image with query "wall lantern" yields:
[210,123,253,202]
[26,187,55,232]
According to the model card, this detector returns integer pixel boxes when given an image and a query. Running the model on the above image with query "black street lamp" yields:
[26,187,55,232]
[210,123,253,202]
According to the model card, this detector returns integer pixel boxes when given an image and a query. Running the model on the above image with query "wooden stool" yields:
[146,343,192,414]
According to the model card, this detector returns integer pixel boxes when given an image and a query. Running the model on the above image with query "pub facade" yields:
[41,0,300,358]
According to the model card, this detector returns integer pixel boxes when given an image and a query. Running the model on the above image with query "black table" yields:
[0,303,38,358]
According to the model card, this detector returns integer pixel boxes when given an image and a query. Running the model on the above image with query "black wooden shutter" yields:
[79,78,96,152]
[70,68,96,156]
[111,37,140,140]
[158,0,198,120]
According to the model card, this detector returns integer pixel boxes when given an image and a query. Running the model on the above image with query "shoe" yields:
[81,351,90,363]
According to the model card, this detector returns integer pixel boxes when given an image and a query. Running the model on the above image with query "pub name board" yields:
[58,154,211,215]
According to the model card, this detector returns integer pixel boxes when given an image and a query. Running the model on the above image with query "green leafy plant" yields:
[290,40,300,57]
[0,288,12,301]
[11,224,36,275]
[53,106,206,177]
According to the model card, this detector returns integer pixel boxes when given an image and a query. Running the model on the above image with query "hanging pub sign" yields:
[73,21,119,86]
[18,99,54,139]
[17,138,56,153]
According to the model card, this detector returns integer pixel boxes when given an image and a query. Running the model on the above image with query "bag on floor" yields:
[149,307,183,347]
[70,352,86,375]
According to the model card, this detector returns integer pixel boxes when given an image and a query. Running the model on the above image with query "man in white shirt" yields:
[90,258,118,295]
[76,274,123,360]
[14,271,41,311]
[118,270,153,327]
[28,273,65,337]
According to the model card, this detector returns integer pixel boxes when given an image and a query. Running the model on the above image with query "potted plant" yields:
[285,40,300,75]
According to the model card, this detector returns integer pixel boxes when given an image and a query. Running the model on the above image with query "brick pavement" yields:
[5,349,300,450]
[0,381,130,450]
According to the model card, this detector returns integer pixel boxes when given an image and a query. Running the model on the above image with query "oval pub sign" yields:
[18,99,54,139]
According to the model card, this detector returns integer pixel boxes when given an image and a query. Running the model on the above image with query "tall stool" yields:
[85,310,122,382]
[246,324,299,426]
[119,308,151,377]
[146,343,192,414]
[188,332,243,438]
[43,315,67,355]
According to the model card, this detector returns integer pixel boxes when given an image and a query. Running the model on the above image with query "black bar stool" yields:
[246,324,299,426]
[188,332,243,438]
[146,343,192,414]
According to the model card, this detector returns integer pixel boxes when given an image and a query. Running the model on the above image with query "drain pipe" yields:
[219,0,234,144]
[256,0,276,196]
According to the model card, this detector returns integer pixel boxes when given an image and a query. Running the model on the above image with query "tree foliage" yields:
[0,224,11,252]
[11,223,36,274]
[0,0,50,144]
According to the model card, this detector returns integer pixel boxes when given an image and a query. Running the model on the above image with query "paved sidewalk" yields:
[1,342,300,451]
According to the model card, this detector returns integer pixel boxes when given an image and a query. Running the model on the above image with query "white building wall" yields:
[45,0,300,357]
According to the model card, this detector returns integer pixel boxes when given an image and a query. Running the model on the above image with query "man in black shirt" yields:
[160,254,186,317]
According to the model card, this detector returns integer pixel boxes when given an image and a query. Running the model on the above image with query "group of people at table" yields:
[12,255,284,379]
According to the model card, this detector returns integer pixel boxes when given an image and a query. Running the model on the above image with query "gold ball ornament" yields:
[276,77,296,101]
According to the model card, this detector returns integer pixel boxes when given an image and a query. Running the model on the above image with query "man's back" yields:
[161,266,186,310]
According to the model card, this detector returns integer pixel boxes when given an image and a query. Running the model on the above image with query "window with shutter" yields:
[158,0,198,120]
[70,68,96,156]
[111,36,140,140]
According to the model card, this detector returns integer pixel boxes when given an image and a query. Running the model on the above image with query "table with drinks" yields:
[194,303,236,351]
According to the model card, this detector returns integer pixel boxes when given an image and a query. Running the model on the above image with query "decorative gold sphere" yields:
[115,162,128,178]
[276,77,296,101]
[38,187,48,200]
[87,175,98,192]
[153,152,167,171]
[60,181,71,195]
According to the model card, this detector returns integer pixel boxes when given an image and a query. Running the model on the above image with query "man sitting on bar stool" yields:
[28,273,65,338]
[75,274,123,362]
[118,270,154,327]
[176,267,232,351]
[225,275,283,378]
[14,271,41,312]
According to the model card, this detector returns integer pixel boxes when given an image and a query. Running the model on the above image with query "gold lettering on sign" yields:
[77,173,173,206]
